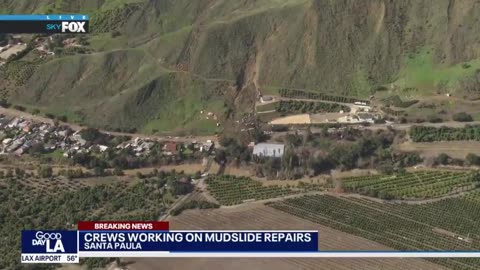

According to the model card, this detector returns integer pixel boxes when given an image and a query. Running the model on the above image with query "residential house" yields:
[17,120,30,130]
[200,140,214,152]
[252,143,285,158]
[22,122,34,133]
[2,138,12,146]
[8,117,23,128]
[356,113,375,124]
[163,142,178,155]
[0,118,10,129]
[5,138,24,152]
[71,131,87,146]
[260,95,274,103]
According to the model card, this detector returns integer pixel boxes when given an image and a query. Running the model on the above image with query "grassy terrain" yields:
[1,0,480,134]
[385,48,480,98]
[256,101,279,112]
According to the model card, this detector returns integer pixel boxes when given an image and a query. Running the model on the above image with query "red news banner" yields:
[77,221,170,231]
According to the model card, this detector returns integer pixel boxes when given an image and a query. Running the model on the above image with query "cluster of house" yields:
[0,115,218,159]
[34,36,56,56]
[34,36,82,57]
[0,116,77,155]
[0,37,27,64]
[161,140,215,156]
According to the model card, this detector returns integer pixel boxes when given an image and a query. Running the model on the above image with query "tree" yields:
[13,105,26,111]
[53,47,63,55]
[378,162,395,175]
[401,152,422,167]
[75,35,89,45]
[37,166,53,178]
[436,153,450,165]
[168,178,193,196]
[452,112,473,122]
[28,143,45,155]
[285,134,302,147]
[0,34,8,46]
[57,115,68,122]
[281,144,298,178]
[111,30,121,38]
[0,98,10,108]
[6,169,13,178]
[113,167,124,176]
[14,168,25,178]
[93,166,105,176]
[303,126,313,144]
[466,153,480,166]
[80,128,101,142]
[214,149,227,165]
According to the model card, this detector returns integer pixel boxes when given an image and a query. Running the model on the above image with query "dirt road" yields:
[395,141,480,158]
[269,120,480,141]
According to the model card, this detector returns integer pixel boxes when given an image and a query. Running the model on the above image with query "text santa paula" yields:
[80,231,315,251]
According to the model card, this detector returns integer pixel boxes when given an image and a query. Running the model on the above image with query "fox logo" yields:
[61,21,86,33]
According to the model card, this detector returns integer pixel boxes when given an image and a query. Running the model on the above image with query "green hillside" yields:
[1,0,480,134]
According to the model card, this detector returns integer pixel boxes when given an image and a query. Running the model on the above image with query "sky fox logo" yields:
[31,231,65,253]
[46,21,86,33]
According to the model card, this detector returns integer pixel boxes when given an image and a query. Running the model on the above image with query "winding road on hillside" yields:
[3,104,480,145]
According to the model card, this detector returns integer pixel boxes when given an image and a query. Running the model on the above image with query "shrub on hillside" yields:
[435,153,450,166]
[427,115,443,123]
[452,112,473,122]
[13,105,25,111]
[466,153,480,166]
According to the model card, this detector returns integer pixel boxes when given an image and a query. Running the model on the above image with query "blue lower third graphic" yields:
[21,230,79,263]
[79,231,319,252]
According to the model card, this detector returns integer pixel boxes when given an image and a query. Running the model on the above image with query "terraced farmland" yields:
[269,194,480,270]
[205,175,297,205]
[341,170,480,199]
[275,100,350,114]
[278,88,370,105]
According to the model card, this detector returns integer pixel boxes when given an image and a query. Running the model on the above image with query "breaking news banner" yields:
[21,221,318,263]
[0,15,89,34]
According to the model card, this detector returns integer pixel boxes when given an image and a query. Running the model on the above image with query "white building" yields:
[253,143,285,158]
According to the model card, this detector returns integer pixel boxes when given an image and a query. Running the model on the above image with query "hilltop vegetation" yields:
[0,0,479,134]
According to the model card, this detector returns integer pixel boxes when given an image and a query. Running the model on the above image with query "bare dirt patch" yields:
[123,162,223,176]
[310,113,346,124]
[222,165,252,177]
[0,43,27,59]
[129,205,446,270]
[396,141,480,159]
[270,114,311,125]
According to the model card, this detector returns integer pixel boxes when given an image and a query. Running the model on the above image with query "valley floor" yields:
[129,204,446,270]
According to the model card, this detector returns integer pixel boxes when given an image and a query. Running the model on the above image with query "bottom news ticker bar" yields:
[79,251,480,258]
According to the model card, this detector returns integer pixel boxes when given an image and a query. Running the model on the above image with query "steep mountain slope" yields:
[1,0,480,134]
